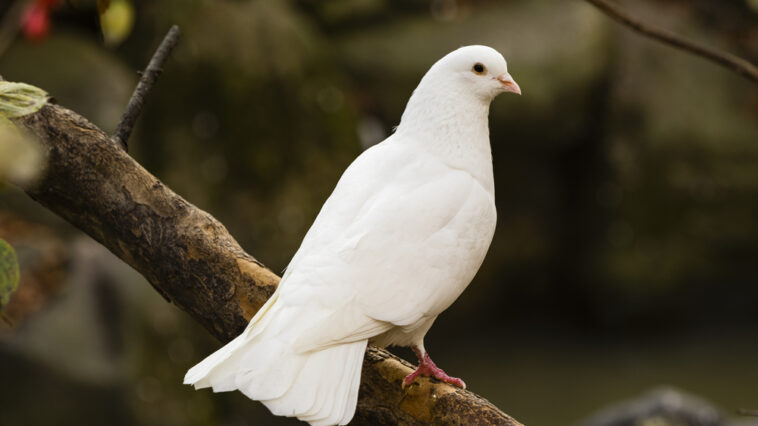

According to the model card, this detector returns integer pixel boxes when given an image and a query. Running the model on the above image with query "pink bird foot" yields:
[402,347,466,389]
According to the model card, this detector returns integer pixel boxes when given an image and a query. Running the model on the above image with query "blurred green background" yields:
[1,0,757,425]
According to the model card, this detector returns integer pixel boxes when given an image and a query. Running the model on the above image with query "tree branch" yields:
[13,103,521,425]
[112,25,181,150]
[584,0,758,84]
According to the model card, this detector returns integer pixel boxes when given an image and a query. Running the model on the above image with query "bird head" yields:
[396,45,520,139]
[425,45,521,101]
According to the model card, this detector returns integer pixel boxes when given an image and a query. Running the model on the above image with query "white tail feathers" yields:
[184,313,367,426]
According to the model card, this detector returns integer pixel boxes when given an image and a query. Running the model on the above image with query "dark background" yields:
[1,0,757,425]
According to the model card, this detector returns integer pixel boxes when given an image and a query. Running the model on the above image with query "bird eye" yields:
[472,63,486,74]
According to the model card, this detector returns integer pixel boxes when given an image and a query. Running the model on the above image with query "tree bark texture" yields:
[14,103,521,425]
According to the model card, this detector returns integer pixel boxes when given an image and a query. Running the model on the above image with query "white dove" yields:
[184,45,521,425]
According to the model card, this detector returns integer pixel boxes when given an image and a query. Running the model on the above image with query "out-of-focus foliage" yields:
[21,2,51,41]
[98,0,135,47]
[0,81,46,185]
[0,213,69,323]
[0,119,44,185]
[0,237,20,314]
[20,0,60,42]
[97,0,111,15]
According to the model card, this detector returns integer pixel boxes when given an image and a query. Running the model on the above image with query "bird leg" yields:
[402,345,466,389]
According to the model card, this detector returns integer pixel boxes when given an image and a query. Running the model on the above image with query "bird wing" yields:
[277,138,496,352]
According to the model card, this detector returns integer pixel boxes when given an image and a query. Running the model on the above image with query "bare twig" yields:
[584,0,758,84]
[738,408,758,417]
[112,25,181,150]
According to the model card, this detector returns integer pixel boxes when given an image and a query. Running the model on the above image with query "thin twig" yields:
[584,0,758,84]
[738,408,758,417]
[113,25,180,150]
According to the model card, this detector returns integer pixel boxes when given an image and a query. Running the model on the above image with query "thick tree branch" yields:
[112,25,181,150]
[585,0,758,84]
[13,103,521,425]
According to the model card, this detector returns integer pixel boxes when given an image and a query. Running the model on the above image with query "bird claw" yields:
[402,352,466,389]
[401,375,416,389]
[441,375,466,389]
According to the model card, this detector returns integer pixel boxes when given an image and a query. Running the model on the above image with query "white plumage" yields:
[184,45,521,425]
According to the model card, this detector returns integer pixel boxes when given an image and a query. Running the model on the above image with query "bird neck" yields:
[395,83,495,194]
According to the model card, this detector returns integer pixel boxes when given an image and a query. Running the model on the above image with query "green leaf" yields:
[0,238,20,312]
[100,0,135,47]
[0,82,49,118]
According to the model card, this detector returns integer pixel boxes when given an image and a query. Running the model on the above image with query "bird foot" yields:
[402,351,466,389]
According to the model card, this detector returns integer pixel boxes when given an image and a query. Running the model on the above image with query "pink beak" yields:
[497,73,521,95]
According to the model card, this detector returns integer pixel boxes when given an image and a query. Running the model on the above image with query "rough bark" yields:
[14,103,521,425]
